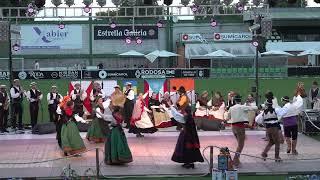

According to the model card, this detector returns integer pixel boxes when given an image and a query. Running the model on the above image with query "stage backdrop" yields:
[144,79,168,106]
[100,80,118,97]
[169,78,195,104]
[69,81,93,114]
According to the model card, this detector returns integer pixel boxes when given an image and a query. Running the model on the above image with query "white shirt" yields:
[26,89,43,102]
[10,86,21,99]
[275,95,303,118]
[70,89,87,101]
[90,89,106,101]
[34,62,40,70]
[126,89,135,101]
[47,92,62,104]
[227,104,257,124]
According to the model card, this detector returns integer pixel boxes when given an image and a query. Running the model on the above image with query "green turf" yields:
[1,77,319,125]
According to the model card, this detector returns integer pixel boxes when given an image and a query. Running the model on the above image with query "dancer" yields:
[70,82,87,117]
[276,95,303,155]
[90,82,106,115]
[308,81,319,109]
[60,100,86,156]
[130,92,158,138]
[0,85,9,133]
[97,99,133,165]
[246,93,257,128]
[226,94,257,167]
[208,91,225,120]
[256,99,282,162]
[176,86,190,130]
[171,105,204,169]
[226,91,236,110]
[56,95,71,148]
[194,91,210,117]
[47,85,62,123]
[26,82,43,128]
[87,96,110,143]
[110,85,126,108]
[123,82,135,128]
[294,82,307,111]
[10,79,24,131]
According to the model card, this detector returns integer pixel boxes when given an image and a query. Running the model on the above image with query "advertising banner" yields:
[94,26,158,40]
[213,32,253,42]
[20,25,82,49]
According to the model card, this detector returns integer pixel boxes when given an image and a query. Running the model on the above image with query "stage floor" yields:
[0,130,320,178]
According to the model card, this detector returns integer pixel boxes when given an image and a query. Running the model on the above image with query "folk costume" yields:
[87,98,110,143]
[208,96,226,120]
[89,82,106,117]
[226,95,257,167]
[123,83,135,127]
[194,91,210,118]
[152,92,176,128]
[56,96,71,148]
[171,106,204,169]
[47,86,62,123]
[70,83,87,117]
[129,93,158,137]
[0,85,9,133]
[276,95,303,155]
[309,81,320,109]
[97,100,133,165]
[10,79,24,130]
[60,102,87,155]
[26,82,43,128]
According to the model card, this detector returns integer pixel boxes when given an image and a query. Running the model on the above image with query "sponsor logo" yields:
[135,69,175,79]
[28,71,44,79]
[33,27,69,43]
[51,72,58,78]
[99,70,107,79]
[58,71,79,79]
[199,70,204,77]
[0,72,9,80]
[18,71,27,80]
[213,33,252,41]
[94,26,158,40]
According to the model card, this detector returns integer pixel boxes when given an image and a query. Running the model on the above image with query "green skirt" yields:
[105,125,133,165]
[87,118,106,143]
[61,121,86,155]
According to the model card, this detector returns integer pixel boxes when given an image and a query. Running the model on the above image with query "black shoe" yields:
[136,134,144,138]
[3,129,9,133]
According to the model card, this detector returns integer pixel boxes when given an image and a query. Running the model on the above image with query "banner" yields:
[12,70,81,80]
[213,32,252,42]
[144,79,168,105]
[20,25,82,49]
[94,26,158,40]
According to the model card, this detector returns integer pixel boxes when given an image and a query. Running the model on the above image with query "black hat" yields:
[178,86,186,94]
[265,91,274,100]
[234,94,242,102]
[265,99,273,106]
[281,96,290,102]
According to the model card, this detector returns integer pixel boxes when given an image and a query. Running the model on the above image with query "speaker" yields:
[195,118,222,131]
[300,110,320,134]
[77,122,91,132]
[32,122,56,135]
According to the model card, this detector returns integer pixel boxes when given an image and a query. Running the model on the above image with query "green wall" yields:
[1,77,318,125]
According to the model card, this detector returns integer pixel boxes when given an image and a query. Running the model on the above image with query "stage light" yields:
[156,20,164,28]
[164,0,173,6]
[191,4,199,12]
[249,24,261,32]
[35,0,46,8]
[58,21,65,29]
[237,4,244,11]
[110,21,117,29]
[12,43,20,51]
[210,19,217,27]
[136,37,142,44]
[83,5,91,13]
[180,0,190,6]
[252,0,261,6]
[125,37,132,44]
[252,40,259,47]
[97,0,106,7]
[27,3,35,13]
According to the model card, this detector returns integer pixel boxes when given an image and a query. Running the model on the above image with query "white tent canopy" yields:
[145,50,180,63]
[261,50,294,56]
[297,49,320,56]
[119,50,145,56]
[204,50,236,57]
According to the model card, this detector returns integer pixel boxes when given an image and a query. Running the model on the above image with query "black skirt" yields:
[171,116,204,163]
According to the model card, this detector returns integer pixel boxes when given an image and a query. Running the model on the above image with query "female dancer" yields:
[130,92,158,137]
[60,100,86,156]
[87,96,110,143]
[97,99,133,165]
[194,91,210,118]
[171,105,204,169]
[208,91,225,120]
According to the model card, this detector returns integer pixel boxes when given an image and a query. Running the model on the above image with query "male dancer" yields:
[47,85,62,123]
[123,82,135,128]
[0,85,9,133]
[70,82,87,117]
[227,94,257,167]
[26,82,43,128]
[10,79,24,131]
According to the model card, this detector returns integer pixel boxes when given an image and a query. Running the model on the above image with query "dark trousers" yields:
[48,104,58,123]
[30,102,39,128]
[0,108,8,131]
[12,103,23,129]
[56,116,63,148]
[124,100,134,125]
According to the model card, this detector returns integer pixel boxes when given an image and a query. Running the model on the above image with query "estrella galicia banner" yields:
[94,26,158,40]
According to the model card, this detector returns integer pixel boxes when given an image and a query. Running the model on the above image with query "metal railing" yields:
[0,4,269,19]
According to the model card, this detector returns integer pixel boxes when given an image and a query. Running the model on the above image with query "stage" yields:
[0,130,320,178]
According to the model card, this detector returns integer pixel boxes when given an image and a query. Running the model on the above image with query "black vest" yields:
[12,87,23,103]
[311,88,319,100]
[73,89,83,104]
[124,89,131,96]
[50,93,60,105]
[30,89,41,99]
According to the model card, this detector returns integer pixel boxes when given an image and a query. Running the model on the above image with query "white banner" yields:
[20,25,82,49]
[214,32,253,42]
